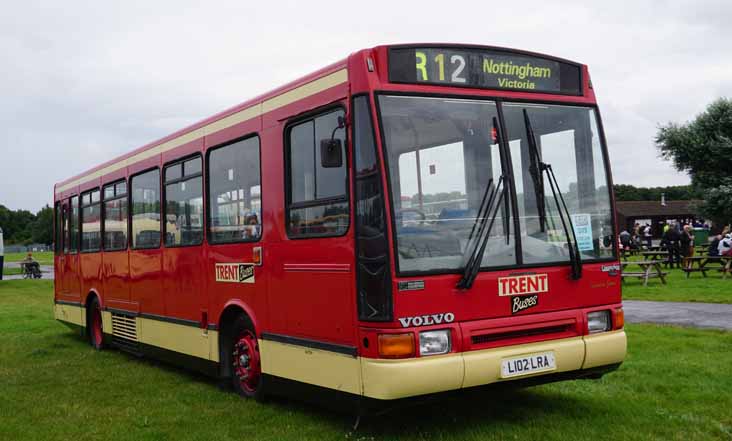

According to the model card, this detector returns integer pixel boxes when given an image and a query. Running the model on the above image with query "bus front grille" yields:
[468,319,578,350]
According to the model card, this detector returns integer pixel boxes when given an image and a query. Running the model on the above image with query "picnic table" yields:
[640,250,669,261]
[621,248,641,260]
[723,256,732,279]
[620,260,668,286]
[682,256,732,279]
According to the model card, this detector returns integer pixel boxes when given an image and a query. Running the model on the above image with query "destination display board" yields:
[388,47,582,95]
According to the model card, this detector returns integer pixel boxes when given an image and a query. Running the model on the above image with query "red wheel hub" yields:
[92,304,103,347]
[232,331,261,393]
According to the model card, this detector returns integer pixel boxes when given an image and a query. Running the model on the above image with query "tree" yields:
[613,184,702,202]
[656,98,732,225]
[700,185,732,228]
[31,205,54,245]
[0,204,54,245]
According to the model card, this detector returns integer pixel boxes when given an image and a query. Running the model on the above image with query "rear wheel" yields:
[88,298,104,350]
[229,315,264,400]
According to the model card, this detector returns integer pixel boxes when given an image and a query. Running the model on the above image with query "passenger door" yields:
[269,107,355,345]
[55,201,66,296]
[64,196,81,302]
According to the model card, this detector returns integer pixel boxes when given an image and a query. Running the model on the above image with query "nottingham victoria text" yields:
[483,59,551,90]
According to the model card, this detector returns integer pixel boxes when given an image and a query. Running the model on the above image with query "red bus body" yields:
[54,44,626,405]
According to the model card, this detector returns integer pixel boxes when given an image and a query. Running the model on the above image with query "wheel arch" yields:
[83,289,103,332]
[217,299,259,379]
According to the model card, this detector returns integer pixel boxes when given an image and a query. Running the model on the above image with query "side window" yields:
[81,189,101,252]
[164,157,203,247]
[286,108,348,237]
[208,137,261,244]
[131,169,161,249]
[63,203,70,254]
[54,202,63,254]
[103,181,128,251]
[69,196,79,253]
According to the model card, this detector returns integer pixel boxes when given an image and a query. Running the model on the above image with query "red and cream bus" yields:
[54,43,626,406]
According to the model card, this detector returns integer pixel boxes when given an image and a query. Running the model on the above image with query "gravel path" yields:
[1,265,54,280]
[624,300,732,331]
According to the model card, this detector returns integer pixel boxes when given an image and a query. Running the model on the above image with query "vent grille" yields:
[111,313,138,352]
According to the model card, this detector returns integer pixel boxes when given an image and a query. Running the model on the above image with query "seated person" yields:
[709,234,721,257]
[719,234,732,257]
[243,213,261,240]
[20,253,40,273]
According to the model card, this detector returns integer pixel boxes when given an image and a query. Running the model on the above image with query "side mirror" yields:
[320,139,343,168]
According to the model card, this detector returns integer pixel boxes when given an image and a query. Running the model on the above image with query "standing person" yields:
[636,224,645,248]
[680,225,694,268]
[644,223,652,249]
[660,223,669,250]
[619,229,631,252]
[662,223,682,268]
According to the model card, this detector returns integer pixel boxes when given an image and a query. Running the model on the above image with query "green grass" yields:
[1,280,731,440]
[3,251,54,265]
[621,258,732,304]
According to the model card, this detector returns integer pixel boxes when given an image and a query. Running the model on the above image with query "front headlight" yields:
[587,310,611,333]
[419,330,451,356]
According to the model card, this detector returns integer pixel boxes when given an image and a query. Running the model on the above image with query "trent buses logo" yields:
[215,263,255,284]
[498,274,548,296]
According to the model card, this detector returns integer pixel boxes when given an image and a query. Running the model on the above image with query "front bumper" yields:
[361,329,626,400]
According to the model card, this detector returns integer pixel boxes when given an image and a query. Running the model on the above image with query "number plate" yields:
[501,351,556,378]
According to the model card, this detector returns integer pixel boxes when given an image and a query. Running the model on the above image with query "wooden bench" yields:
[621,260,668,286]
[682,256,732,279]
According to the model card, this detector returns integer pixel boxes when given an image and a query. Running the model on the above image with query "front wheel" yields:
[88,298,105,350]
[229,316,265,400]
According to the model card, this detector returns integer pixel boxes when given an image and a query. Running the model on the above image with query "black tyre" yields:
[88,297,105,350]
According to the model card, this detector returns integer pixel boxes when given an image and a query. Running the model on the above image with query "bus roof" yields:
[55,43,587,195]
[55,56,348,194]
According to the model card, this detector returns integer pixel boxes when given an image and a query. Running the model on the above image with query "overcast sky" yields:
[1,0,730,212]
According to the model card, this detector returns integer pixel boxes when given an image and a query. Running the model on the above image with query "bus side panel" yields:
[64,252,81,303]
[103,251,130,307]
[79,252,102,305]
[130,248,164,316]
[267,239,356,345]
[163,246,206,323]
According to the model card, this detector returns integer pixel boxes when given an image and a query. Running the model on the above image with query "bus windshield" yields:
[378,95,614,274]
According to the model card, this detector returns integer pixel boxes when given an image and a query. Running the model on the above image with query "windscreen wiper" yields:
[457,117,509,289]
[456,176,506,289]
[523,110,582,280]
[523,109,547,233]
